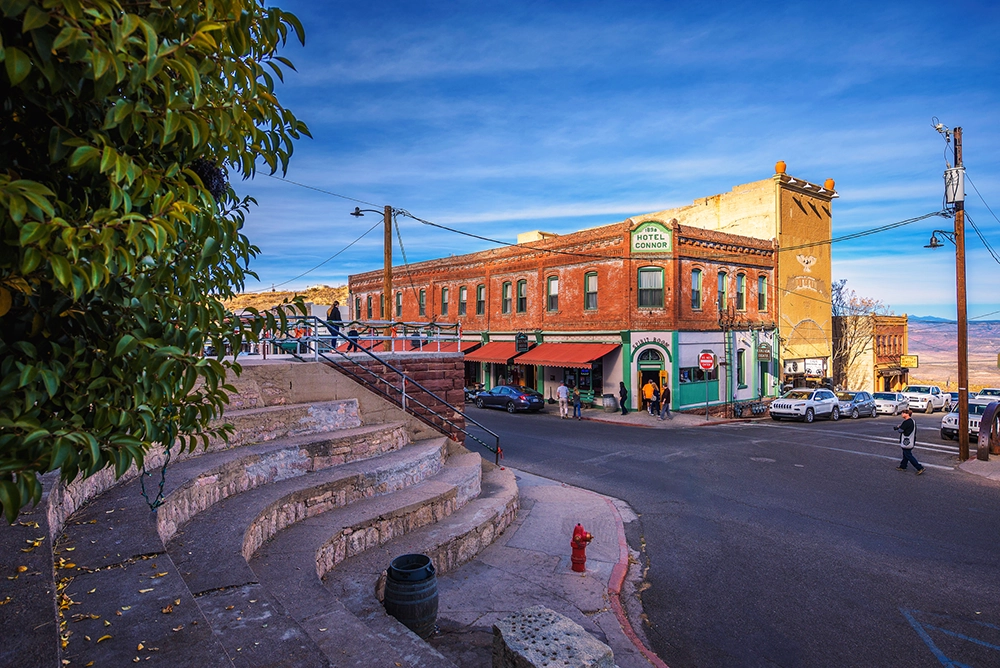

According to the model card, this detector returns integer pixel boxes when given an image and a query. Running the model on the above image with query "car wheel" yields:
[476,398,485,409]
[771,415,782,421]
[830,407,840,421]
[851,407,859,419]
[870,408,878,418]
[506,401,517,414]
[804,408,815,423]
[926,402,934,414]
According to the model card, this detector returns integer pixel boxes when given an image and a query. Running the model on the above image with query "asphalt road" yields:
[465,406,1000,668]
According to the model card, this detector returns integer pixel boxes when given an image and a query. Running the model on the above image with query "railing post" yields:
[402,378,407,411]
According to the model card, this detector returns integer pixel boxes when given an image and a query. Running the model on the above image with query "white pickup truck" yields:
[901,385,951,414]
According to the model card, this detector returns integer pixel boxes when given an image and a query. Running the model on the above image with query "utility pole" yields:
[953,128,971,461]
[383,204,393,351]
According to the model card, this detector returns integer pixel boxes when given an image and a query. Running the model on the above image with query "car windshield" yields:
[873,392,896,400]
[903,386,929,393]
[783,391,812,400]
[978,389,1000,397]
[950,403,989,415]
[836,392,856,401]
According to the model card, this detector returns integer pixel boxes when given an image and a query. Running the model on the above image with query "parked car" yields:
[836,391,878,419]
[769,388,840,423]
[901,385,950,414]
[975,388,1000,401]
[948,391,961,404]
[940,399,991,440]
[873,392,909,415]
[475,385,545,413]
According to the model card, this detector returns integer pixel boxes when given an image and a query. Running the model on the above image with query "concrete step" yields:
[59,422,412,573]
[211,398,362,448]
[165,438,452,595]
[245,455,485,667]
[323,462,519,633]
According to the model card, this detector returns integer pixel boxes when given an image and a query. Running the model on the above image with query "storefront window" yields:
[679,366,719,382]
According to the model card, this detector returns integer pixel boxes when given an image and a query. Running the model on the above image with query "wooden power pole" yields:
[953,128,971,461]
[383,204,393,351]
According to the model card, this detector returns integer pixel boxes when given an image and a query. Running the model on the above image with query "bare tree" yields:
[831,280,892,388]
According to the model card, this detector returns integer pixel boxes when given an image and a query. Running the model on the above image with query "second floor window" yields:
[458,286,467,316]
[691,268,702,309]
[419,289,426,317]
[355,297,361,320]
[717,272,728,311]
[736,274,746,311]
[547,276,558,311]
[516,280,527,313]
[366,295,373,319]
[584,272,598,310]
[502,282,511,314]
[380,294,385,319]
[476,284,485,315]
[441,287,449,316]
[396,292,402,318]
[637,267,663,308]
[757,275,768,311]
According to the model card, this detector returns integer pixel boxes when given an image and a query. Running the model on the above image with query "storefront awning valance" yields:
[434,340,480,353]
[463,341,523,364]
[513,343,620,369]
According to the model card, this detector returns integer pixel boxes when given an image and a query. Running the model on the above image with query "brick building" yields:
[349,216,778,413]
[833,314,910,392]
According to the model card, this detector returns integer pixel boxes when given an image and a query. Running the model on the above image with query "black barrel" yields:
[383,554,438,639]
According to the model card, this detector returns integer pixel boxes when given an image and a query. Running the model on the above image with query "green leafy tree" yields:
[0,0,310,522]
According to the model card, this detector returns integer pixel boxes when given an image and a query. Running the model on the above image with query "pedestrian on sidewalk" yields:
[651,384,661,416]
[894,408,925,474]
[572,386,582,420]
[619,382,629,415]
[643,379,656,414]
[659,384,673,420]
[557,380,570,419]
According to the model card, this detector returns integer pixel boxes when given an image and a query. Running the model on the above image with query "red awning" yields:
[464,341,523,364]
[512,343,620,369]
[432,340,480,353]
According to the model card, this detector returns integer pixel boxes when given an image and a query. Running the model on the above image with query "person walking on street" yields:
[894,408,925,474]
[659,384,673,420]
[572,387,582,420]
[643,379,656,414]
[651,384,661,416]
[557,380,570,419]
[619,382,629,415]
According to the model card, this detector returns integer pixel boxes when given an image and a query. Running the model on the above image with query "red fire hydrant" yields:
[570,523,594,572]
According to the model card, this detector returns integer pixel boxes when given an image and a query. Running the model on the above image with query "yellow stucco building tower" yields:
[637,162,835,387]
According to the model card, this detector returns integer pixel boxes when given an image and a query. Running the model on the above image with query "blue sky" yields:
[238,0,1000,320]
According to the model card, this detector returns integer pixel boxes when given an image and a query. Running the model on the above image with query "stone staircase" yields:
[0,360,518,667]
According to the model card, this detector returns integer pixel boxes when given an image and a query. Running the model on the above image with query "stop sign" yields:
[698,351,716,370]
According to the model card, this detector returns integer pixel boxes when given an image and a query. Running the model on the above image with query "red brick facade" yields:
[349,219,776,333]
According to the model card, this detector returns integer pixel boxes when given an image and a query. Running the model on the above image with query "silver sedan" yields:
[873,392,909,415]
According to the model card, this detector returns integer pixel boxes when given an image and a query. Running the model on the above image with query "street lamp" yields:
[350,205,393,351]
[927,123,972,461]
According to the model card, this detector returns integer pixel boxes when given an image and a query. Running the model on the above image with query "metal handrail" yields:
[269,316,502,464]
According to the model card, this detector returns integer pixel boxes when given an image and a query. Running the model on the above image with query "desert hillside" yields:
[907,320,1000,392]
[223,285,348,312]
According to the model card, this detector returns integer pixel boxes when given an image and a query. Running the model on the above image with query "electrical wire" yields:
[966,212,1000,266]
[967,173,1000,228]
[264,174,382,209]
[268,218,382,289]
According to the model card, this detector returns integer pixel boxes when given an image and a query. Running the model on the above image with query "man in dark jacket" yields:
[894,409,924,474]
[327,301,343,341]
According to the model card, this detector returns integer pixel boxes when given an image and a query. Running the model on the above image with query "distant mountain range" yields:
[909,315,1000,324]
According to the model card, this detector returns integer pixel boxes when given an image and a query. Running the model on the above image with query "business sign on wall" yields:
[630,221,673,253]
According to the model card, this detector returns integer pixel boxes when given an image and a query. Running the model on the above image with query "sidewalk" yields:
[429,469,667,668]
[560,403,739,429]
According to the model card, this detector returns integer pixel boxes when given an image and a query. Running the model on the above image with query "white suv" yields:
[769,388,840,423]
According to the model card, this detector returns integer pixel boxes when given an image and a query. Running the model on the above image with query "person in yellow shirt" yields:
[643,379,656,414]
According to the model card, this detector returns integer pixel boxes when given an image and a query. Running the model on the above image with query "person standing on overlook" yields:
[327,300,343,341]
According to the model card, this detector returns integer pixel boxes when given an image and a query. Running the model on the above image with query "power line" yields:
[965,212,1000,266]
[264,174,382,208]
[269,219,382,289]
[967,173,1000,228]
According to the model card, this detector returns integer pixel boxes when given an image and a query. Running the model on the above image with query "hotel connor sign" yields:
[630,221,673,253]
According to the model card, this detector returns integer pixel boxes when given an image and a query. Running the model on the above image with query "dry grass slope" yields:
[908,320,1000,392]
[223,285,348,313]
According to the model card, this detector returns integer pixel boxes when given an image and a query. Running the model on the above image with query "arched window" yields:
[546,276,559,311]
[691,268,702,309]
[419,289,426,317]
[458,286,467,316]
[637,267,664,307]
[584,272,598,310]
[366,295,373,320]
[757,275,768,311]
[736,274,746,311]
[516,279,527,312]
[717,271,728,311]
[638,349,663,362]
[441,287,449,316]
[476,284,485,315]
[501,282,511,314]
